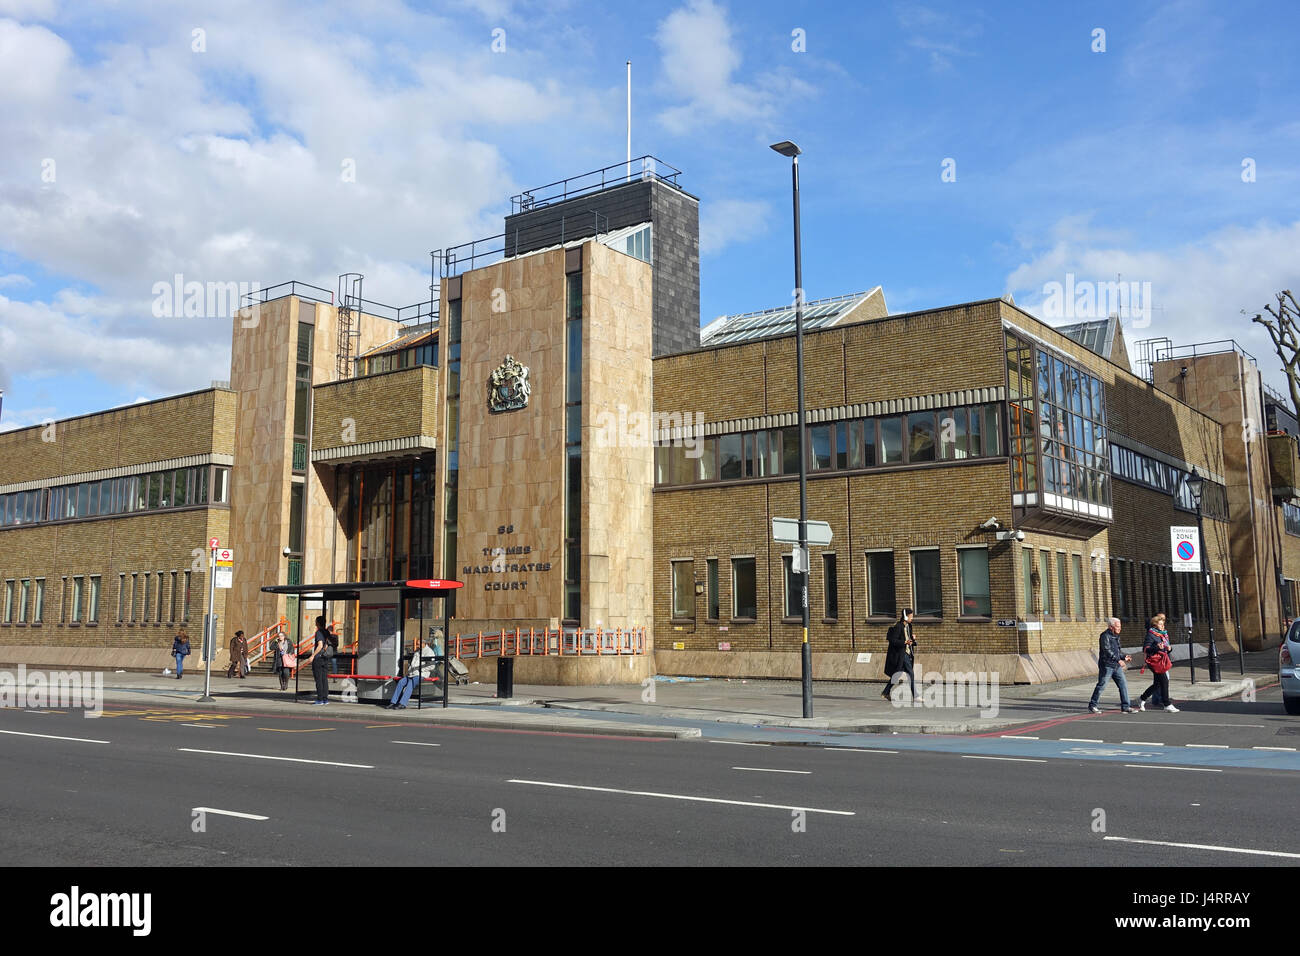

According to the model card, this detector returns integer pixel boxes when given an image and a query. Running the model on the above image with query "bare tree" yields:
[1253,290,1300,414]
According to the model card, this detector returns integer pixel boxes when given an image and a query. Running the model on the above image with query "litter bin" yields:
[497,656,514,699]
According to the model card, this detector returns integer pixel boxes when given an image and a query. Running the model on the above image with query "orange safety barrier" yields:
[445,626,646,660]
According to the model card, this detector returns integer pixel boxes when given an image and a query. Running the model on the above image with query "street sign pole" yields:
[199,541,217,703]
[1233,576,1244,675]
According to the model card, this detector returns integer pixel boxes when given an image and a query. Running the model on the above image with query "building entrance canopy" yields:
[261,579,464,707]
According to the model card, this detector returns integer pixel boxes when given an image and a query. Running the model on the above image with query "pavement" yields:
[14,649,1273,740]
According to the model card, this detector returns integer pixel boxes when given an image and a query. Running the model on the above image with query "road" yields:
[1,690,1296,867]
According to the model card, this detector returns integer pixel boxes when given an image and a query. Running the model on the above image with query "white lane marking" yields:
[1185,744,1229,749]
[391,741,442,747]
[192,806,269,821]
[182,723,218,729]
[1000,735,1039,740]
[1122,741,1165,746]
[0,729,109,744]
[961,755,1046,763]
[1060,738,1103,743]
[732,767,811,775]
[829,747,899,754]
[177,748,372,768]
[1123,764,1221,773]
[507,779,854,815]
[1105,836,1300,859]
[1252,746,1297,752]
[1091,720,1265,728]
[708,740,770,747]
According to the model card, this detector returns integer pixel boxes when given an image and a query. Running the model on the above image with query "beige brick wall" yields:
[311,366,438,452]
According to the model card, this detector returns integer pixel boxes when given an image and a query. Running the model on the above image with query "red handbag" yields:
[1145,651,1172,674]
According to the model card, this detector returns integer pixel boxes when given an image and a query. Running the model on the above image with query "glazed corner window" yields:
[732,557,757,619]
[706,558,719,620]
[671,560,694,619]
[866,551,895,618]
[957,548,991,618]
[781,555,800,618]
[910,549,942,618]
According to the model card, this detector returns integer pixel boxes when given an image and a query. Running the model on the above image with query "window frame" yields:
[909,547,943,620]
[864,549,896,620]
[670,559,695,621]
[730,556,758,622]
[956,545,992,620]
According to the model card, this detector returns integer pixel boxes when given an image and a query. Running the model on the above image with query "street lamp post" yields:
[771,139,813,719]
[1186,467,1222,682]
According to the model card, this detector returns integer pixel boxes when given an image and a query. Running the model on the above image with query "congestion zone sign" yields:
[1170,526,1200,573]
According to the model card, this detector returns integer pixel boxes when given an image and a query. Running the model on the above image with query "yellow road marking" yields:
[365,723,403,728]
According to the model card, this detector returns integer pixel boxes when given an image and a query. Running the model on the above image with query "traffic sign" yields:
[208,537,220,550]
[772,517,832,547]
[216,548,234,563]
[1171,526,1200,572]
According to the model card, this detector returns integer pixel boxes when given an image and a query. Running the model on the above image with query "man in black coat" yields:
[882,608,917,702]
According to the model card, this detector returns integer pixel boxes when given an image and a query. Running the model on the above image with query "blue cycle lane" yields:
[533,705,1300,773]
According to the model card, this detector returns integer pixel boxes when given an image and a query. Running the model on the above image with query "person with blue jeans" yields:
[171,627,191,680]
[386,639,438,709]
[1089,617,1135,714]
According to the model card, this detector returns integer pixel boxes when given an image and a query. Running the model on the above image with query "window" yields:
[563,271,582,623]
[4,580,15,623]
[170,571,179,622]
[809,425,833,470]
[879,418,903,464]
[911,549,942,618]
[71,576,84,623]
[907,412,936,463]
[719,434,743,480]
[182,572,192,622]
[1057,553,1069,617]
[156,572,166,622]
[824,553,839,619]
[782,555,800,619]
[17,579,30,624]
[732,557,757,619]
[1040,551,1053,617]
[130,573,139,624]
[60,576,68,623]
[89,576,101,624]
[118,574,126,623]
[866,551,895,618]
[671,560,694,619]
[958,548,991,617]
[1071,555,1084,620]
[706,559,719,620]
[1023,547,1036,616]
[33,578,44,624]
[142,573,152,622]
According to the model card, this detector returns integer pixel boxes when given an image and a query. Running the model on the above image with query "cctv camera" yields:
[979,517,1001,530]
[282,546,292,557]
[1015,529,1025,541]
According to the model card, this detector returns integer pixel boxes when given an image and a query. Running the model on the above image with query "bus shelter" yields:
[261,579,464,708]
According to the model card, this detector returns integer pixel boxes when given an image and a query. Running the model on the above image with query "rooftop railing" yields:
[1152,339,1258,366]
[241,280,334,307]
[509,156,682,214]
[432,211,612,278]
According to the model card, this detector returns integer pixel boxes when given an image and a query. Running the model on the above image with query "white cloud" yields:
[1006,217,1300,392]
[699,198,769,256]
[894,4,982,73]
[0,273,32,288]
[654,0,811,134]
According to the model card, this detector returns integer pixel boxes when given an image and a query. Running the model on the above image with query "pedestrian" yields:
[881,608,919,703]
[304,615,334,705]
[226,630,249,679]
[327,621,340,675]
[170,627,191,680]
[1088,617,1136,714]
[386,638,438,709]
[272,630,296,692]
[1137,613,1179,713]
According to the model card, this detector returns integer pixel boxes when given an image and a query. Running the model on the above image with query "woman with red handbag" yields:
[1137,613,1178,713]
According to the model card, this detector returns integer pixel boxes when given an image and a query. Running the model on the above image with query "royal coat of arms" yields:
[488,355,531,412]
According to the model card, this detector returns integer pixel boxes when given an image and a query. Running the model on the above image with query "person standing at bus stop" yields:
[305,616,333,705]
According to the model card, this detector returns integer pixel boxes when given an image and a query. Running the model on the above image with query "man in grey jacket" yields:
[1088,617,1135,714]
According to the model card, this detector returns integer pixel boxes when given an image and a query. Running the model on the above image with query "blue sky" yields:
[1,0,1299,429]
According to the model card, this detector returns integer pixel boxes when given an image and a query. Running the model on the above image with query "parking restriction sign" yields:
[1170,526,1200,572]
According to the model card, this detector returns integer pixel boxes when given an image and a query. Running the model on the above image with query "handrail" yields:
[446,626,647,660]
[510,156,682,213]
[1153,339,1258,367]
[240,280,335,308]
[247,616,289,665]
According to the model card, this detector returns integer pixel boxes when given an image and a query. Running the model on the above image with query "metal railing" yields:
[240,280,334,308]
[448,626,648,659]
[247,616,289,666]
[1153,339,1258,367]
[510,156,682,214]
[434,211,613,279]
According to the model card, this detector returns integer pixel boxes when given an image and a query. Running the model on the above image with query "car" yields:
[1281,622,1300,715]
